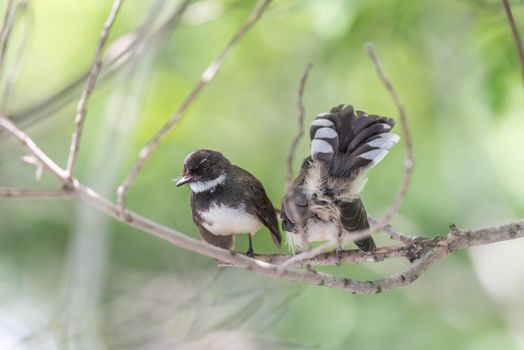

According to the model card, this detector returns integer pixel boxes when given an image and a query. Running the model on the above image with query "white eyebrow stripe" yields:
[314,127,337,139]
[311,118,334,127]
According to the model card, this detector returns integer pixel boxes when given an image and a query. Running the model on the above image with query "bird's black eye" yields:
[200,163,210,174]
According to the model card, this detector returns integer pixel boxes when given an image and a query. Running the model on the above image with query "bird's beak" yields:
[175,174,193,187]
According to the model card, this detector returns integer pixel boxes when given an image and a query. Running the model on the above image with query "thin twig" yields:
[3,114,524,294]
[65,0,125,181]
[366,43,414,232]
[116,0,273,212]
[278,227,375,270]
[1,0,31,114]
[368,216,416,243]
[501,0,524,89]
[0,0,15,78]
[0,187,72,199]
[12,0,189,125]
[278,215,419,269]
[284,63,313,248]
[254,245,410,265]
[0,116,67,180]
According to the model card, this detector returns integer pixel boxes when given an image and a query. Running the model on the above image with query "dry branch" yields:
[368,216,416,243]
[284,63,312,248]
[116,0,273,212]
[278,228,375,270]
[65,0,124,181]
[0,187,73,199]
[366,43,414,236]
[3,112,524,294]
[0,0,16,77]
[12,0,189,124]
[501,0,524,88]
[0,0,30,115]
[1,2,524,295]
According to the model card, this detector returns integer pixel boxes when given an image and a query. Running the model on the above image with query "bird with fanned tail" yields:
[281,104,399,255]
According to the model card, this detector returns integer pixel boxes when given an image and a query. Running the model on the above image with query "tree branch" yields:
[277,228,375,270]
[0,0,30,115]
[0,0,16,78]
[0,116,68,180]
[65,0,124,181]
[368,216,416,243]
[3,114,524,294]
[11,0,189,125]
[1,2,523,295]
[0,187,72,199]
[366,43,415,238]
[284,63,312,248]
[116,0,273,212]
[252,244,413,266]
[501,0,524,89]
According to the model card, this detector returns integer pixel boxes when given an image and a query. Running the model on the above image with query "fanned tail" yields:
[309,104,399,179]
[282,104,398,253]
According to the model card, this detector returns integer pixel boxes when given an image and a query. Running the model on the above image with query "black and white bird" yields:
[176,150,281,256]
[281,104,399,253]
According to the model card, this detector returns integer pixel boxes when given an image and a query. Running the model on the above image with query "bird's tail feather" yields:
[309,104,399,179]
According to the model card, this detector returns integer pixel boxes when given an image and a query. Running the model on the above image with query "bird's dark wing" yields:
[280,158,311,234]
[195,222,235,250]
[281,186,309,234]
[236,166,281,247]
[339,198,376,252]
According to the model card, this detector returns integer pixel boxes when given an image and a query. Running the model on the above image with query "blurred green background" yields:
[1,0,524,349]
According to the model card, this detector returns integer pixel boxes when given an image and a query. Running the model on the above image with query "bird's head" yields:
[175,150,230,192]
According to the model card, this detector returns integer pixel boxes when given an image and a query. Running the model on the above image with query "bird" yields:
[175,149,281,257]
[281,104,399,254]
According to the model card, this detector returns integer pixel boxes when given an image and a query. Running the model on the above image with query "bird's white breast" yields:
[199,202,261,235]
[306,221,339,241]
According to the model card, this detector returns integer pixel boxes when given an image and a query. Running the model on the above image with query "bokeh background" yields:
[1,0,524,348]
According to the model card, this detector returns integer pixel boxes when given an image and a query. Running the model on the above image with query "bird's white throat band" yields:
[190,174,226,193]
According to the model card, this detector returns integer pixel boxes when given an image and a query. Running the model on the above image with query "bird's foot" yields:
[246,247,255,258]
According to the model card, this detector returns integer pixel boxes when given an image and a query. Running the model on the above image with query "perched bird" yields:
[176,150,281,256]
[281,104,399,254]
